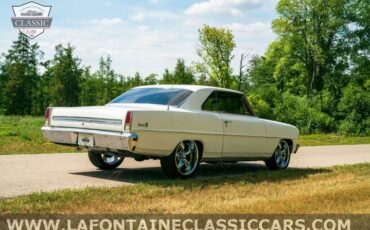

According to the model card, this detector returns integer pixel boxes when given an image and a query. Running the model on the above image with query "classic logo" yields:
[11,1,53,39]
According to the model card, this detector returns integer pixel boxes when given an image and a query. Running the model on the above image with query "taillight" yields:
[44,107,52,126]
[124,111,132,131]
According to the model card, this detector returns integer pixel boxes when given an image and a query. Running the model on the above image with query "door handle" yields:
[224,120,232,126]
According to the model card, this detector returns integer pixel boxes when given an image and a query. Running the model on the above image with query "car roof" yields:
[133,84,243,94]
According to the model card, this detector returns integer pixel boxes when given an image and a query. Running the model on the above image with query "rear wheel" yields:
[265,140,291,170]
[88,150,124,170]
[160,140,200,179]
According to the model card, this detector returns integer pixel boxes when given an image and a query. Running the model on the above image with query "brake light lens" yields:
[44,107,52,126]
[124,111,132,131]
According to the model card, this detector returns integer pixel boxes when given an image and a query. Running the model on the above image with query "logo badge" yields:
[11,1,53,39]
[138,122,149,127]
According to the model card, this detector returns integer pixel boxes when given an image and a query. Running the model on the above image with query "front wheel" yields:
[265,140,291,170]
[88,150,124,170]
[160,140,200,179]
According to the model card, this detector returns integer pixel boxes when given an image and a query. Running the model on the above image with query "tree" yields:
[93,56,121,104]
[160,59,195,84]
[0,33,42,115]
[337,83,370,135]
[79,66,100,105]
[196,25,236,88]
[173,58,195,84]
[0,56,3,114]
[47,44,83,106]
[237,50,252,91]
[125,72,143,89]
[160,69,173,84]
[272,0,352,97]
[144,73,158,85]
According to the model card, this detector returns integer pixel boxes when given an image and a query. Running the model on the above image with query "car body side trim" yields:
[52,116,122,125]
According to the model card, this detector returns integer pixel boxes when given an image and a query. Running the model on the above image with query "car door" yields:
[216,91,267,158]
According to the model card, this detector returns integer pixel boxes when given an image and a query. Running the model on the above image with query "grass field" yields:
[298,134,370,146]
[0,116,83,155]
[0,163,369,214]
[0,116,369,155]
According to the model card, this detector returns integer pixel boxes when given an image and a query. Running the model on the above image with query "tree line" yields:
[0,0,368,135]
[0,34,197,115]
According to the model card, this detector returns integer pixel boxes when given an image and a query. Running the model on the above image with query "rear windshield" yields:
[110,88,193,106]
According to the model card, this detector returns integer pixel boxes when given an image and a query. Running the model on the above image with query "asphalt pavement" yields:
[0,144,369,198]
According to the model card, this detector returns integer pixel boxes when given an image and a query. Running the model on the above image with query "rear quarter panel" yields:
[263,119,299,154]
[131,110,223,158]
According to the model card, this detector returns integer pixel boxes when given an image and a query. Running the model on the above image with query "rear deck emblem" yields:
[138,122,148,127]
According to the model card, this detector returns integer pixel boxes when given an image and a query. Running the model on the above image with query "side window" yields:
[217,92,249,115]
[202,91,254,115]
[202,92,218,112]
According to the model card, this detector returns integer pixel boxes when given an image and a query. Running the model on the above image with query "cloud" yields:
[91,18,127,26]
[130,10,179,22]
[0,1,276,78]
[130,12,145,21]
[185,0,264,16]
[227,22,270,32]
[228,21,275,58]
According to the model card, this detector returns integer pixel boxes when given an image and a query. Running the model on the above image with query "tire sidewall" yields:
[161,140,201,179]
[88,150,124,170]
[265,140,291,170]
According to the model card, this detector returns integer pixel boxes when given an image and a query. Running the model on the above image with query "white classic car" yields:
[42,85,299,178]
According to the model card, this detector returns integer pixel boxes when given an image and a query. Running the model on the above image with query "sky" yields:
[0,0,278,77]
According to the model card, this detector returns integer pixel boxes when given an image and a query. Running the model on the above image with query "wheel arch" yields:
[170,139,204,160]
[193,140,204,160]
[281,138,293,153]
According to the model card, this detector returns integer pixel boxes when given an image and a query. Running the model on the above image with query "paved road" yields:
[0,144,369,198]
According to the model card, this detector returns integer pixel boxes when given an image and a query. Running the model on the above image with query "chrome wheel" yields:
[174,141,199,176]
[274,140,290,168]
[101,153,122,165]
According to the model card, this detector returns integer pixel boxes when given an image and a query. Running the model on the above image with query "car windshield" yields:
[110,87,193,106]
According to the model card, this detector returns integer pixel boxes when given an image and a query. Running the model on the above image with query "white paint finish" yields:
[221,113,267,156]
[45,85,300,160]
[0,144,369,198]
[132,110,224,157]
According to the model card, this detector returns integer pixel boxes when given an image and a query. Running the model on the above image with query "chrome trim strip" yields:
[52,116,122,125]
[42,126,127,136]
[134,128,266,138]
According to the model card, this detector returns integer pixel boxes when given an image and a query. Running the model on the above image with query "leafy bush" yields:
[337,83,370,135]
[248,85,280,120]
[273,93,334,134]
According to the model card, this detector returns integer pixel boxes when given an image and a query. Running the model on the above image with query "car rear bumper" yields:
[41,126,138,151]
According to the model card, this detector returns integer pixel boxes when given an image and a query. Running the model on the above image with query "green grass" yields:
[0,116,369,155]
[0,116,80,155]
[0,163,369,214]
[298,133,370,146]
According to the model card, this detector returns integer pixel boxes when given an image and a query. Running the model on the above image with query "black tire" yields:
[88,150,124,170]
[265,140,291,170]
[160,140,201,179]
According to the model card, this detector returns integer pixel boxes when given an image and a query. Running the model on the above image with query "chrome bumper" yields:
[41,126,138,151]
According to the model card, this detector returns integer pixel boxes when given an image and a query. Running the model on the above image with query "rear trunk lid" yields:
[50,106,127,132]
[50,104,168,132]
